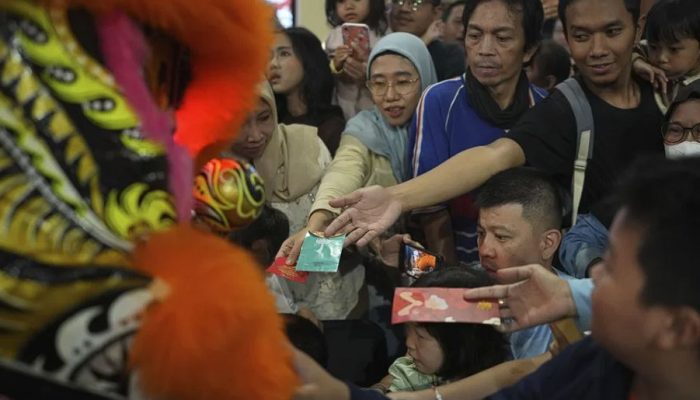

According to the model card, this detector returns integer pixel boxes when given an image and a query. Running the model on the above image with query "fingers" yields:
[355,228,382,248]
[287,237,303,265]
[276,237,294,260]
[328,190,362,209]
[495,264,537,284]
[324,209,353,237]
[344,226,368,247]
[463,285,509,301]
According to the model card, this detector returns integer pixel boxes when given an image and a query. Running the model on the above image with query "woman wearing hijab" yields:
[230,82,368,321]
[277,33,438,302]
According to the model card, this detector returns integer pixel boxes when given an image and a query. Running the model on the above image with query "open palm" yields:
[325,185,403,247]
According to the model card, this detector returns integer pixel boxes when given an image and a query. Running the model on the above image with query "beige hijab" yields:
[254,82,325,202]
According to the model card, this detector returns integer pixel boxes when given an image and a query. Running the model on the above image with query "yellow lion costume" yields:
[0,0,296,398]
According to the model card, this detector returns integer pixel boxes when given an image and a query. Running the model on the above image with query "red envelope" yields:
[266,257,309,283]
[391,288,501,326]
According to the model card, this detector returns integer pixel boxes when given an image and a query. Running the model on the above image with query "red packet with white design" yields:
[266,257,309,283]
[391,288,501,326]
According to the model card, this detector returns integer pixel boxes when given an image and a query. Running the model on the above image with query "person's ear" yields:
[540,228,562,261]
[523,44,539,65]
[656,307,700,351]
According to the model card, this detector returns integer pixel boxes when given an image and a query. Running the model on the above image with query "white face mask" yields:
[665,141,700,159]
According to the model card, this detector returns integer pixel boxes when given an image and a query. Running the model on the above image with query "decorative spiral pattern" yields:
[193,158,266,233]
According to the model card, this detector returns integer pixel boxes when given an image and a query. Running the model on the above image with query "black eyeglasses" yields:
[661,122,700,144]
[392,0,427,12]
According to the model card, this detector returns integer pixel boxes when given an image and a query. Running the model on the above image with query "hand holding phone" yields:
[341,23,370,61]
[399,243,444,279]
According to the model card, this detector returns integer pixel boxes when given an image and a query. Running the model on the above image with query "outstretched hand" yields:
[325,186,403,247]
[463,264,577,333]
[293,348,350,400]
[276,228,309,266]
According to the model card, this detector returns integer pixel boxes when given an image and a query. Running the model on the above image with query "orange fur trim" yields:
[60,0,274,163]
[129,225,297,400]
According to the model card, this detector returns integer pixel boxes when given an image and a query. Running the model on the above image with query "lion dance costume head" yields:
[0,0,297,398]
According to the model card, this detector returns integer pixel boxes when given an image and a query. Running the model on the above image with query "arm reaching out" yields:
[463,264,578,333]
[325,138,525,245]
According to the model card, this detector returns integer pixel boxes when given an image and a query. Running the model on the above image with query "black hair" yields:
[442,0,466,22]
[411,267,508,380]
[228,205,289,266]
[274,27,337,124]
[644,0,700,45]
[325,0,388,32]
[283,314,329,368]
[531,39,572,85]
[462,0,544,52]
[558,0,640,32]
[613,156,700,314]
[476,167,564,230]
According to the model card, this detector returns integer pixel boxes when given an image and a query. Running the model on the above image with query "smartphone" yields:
[399,243,443,279]
[341,22,371,61]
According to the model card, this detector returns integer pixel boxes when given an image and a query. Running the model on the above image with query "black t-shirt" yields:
[506,76,664,227]
[427,40,465,82]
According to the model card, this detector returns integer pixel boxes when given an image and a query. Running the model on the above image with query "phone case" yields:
[399,243,444,279]
[341,22,370,60]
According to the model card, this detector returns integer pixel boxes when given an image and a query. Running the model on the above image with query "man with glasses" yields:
[408,0,547,264]
[390,0,466,80]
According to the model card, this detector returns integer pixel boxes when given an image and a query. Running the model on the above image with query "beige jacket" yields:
[311,134,398,216]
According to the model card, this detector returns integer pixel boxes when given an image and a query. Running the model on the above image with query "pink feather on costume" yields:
[96,11,193,221]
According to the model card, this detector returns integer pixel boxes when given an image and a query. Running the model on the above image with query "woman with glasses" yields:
[276,33,437,316]
[662,84,700,159]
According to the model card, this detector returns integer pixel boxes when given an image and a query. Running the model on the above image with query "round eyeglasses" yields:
[661,122,700,145]
[392,0,428,12]
[366,78,420,97]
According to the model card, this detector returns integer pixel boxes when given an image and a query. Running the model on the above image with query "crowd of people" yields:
[227,0,700,399]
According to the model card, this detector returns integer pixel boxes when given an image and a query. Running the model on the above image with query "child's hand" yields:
[343,56,368,84]
[633,57,668,94]
[333,45,352,71]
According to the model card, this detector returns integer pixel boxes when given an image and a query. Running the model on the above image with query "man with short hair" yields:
[390,0,465,80]
[292,157,700,400]
[475,167,573,359]
[484,157,700,399]
[408,0,546,264]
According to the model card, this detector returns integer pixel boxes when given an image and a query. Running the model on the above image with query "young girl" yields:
[267,27,346,155]
[325,0,387,120]
[633,0,700,113]
[377,267,508,393]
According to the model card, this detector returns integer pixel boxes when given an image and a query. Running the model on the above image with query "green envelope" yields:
[296,232,346,272]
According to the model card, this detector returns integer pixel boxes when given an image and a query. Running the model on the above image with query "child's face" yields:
[336,0,371,24]
[648,38,700,80]
[405,323,444,375]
